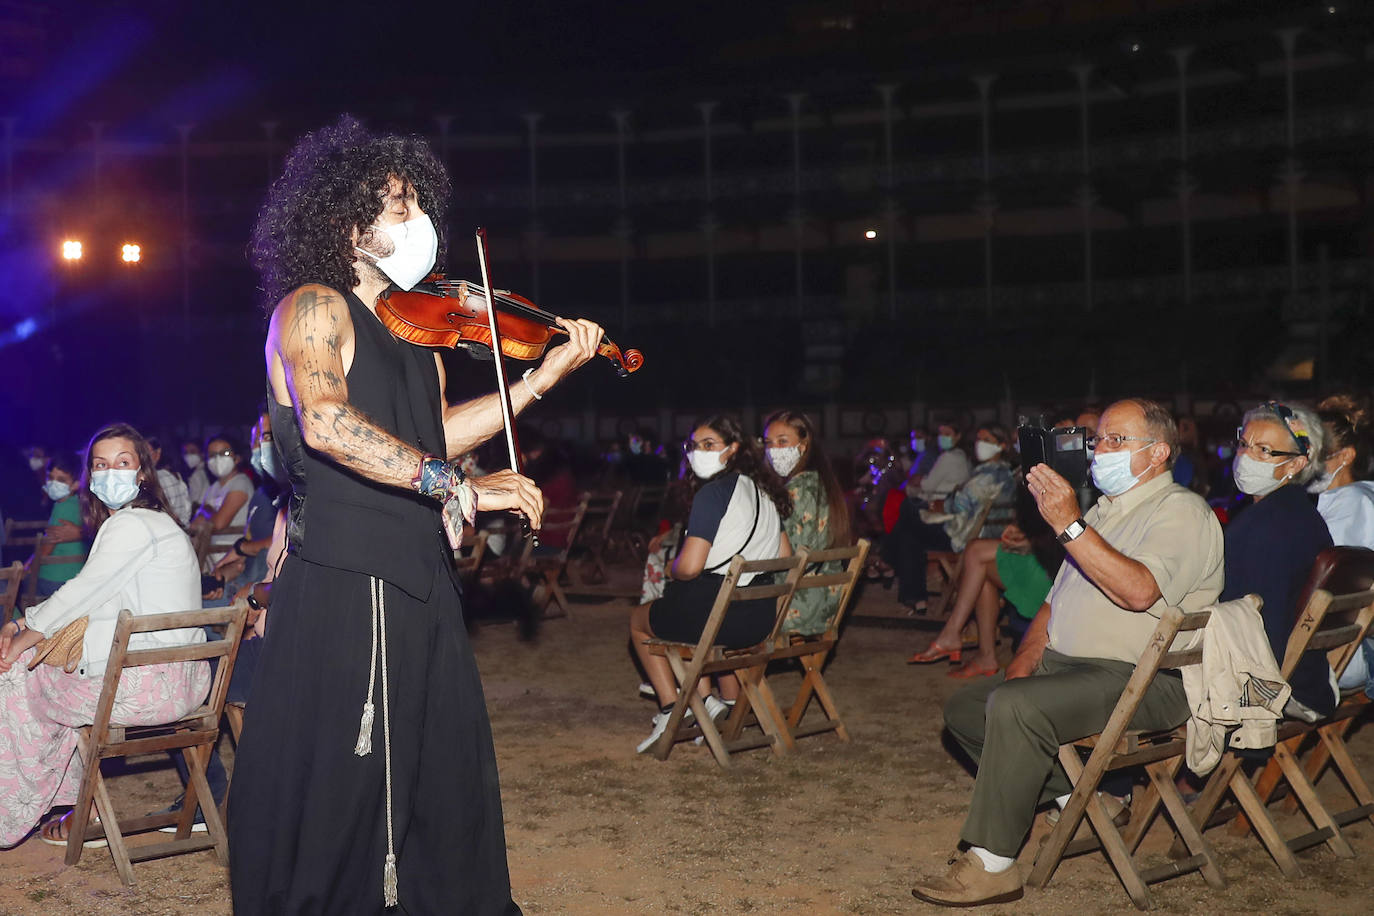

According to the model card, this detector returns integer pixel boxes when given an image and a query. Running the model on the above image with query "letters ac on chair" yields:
[62,600,250,886]
[642,553,806,768]
[1026,605,1227,911]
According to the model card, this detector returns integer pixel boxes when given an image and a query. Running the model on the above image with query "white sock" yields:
[969,846,1015,873]
[1055,793,1071,809]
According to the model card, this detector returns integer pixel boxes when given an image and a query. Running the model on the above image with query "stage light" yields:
[121,243,141,263]
[62,240,83,261]
[864,229,878,240]
[1130,42,1140,53]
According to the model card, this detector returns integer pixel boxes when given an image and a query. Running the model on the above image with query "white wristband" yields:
[521,367,543,401]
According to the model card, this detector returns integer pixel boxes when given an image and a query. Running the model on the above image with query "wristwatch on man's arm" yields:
[1057,518,1088,544]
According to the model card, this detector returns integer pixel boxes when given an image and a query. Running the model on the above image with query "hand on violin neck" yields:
[469,469,545,531]
[536,317,604,387]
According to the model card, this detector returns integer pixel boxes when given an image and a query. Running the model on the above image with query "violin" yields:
[375,275,644,377]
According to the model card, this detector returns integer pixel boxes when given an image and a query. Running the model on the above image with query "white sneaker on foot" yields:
[638,681,656,699]
[637,711,672,754]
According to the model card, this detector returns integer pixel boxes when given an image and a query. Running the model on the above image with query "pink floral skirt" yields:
[0,648,210,847]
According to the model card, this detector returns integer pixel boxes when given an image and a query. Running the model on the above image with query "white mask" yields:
[768,446,802,477]
[183,453,202,469]
[974,440,1002,463]
[1307,460,1346,494]
[688,449,727,480]
[90,468,141,510]
[28,456,45,471]
[1233,453,1293,497]
[43,479,72,502]
[356,213,438,291]
[207,455,236,478]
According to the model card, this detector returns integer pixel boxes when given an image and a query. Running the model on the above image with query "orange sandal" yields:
[39,810,106,848]
[947,662,1000,679]
[906,643,962,665]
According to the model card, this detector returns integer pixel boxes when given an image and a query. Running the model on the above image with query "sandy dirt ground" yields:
[1,586,1372,915]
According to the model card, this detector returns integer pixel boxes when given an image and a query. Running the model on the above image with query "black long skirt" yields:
[228,554,522,915]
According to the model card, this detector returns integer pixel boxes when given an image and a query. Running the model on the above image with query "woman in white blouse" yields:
[0,422,210,847]
[1314,396,1374,693]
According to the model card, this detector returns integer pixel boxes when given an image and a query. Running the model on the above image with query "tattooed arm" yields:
[266,284,423,488]
[435,317,605,457]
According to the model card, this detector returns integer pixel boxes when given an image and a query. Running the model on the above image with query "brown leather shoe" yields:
[911,851,1024,907]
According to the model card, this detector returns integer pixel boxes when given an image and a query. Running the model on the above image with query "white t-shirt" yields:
[25,508,205,678]
[1318,480,1374,549]
[202,471,255,564]
[687,473,783,585]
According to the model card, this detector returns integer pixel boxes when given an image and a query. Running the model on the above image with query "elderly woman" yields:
[1220,401,1335,717]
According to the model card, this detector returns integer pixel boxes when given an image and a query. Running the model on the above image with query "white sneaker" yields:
[703,695,730,723]
[638,681,656,700]
[637,711,672,753]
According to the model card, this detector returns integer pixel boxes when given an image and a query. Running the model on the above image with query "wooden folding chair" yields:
[454,529,490,584]
[193,524,245,574]
[62,600,250,886]
[0,561,24,624]
[1183,550,1374,873]
[510,496,588,620]
[3,519,45,609]
[643,553,807,767]
[22,548,88,609]
[566,489,622,587]
[1026,604,1228,910]
[724,540,869,752]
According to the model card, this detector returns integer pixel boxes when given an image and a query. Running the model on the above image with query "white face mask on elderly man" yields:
[356,213,438,291]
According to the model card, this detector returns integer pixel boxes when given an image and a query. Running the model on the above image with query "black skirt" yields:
[228,555,522,916]
[649,574,776,649]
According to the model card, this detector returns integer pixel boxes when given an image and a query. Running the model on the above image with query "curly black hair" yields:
[250,114,451,314]
[689,414,793,520]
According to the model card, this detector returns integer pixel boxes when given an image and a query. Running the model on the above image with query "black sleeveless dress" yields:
[228,289,522,915]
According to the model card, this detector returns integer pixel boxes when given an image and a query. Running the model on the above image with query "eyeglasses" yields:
[208,448,234,458]
[683,438,725,453]
[1086,434,1156,450]
[1233,437,1302,461]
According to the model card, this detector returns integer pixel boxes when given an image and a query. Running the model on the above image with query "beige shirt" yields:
[1046,471,1224,665]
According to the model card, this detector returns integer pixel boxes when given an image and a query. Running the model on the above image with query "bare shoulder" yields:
[268,284,354,352]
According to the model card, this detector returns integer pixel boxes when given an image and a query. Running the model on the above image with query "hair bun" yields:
[1319,393,1369,433]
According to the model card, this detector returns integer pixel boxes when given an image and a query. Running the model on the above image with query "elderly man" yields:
[912,398,1223,907]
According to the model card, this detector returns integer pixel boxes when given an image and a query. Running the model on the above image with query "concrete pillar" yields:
[697,101,718,326]
[1278,28,1303,296]
[1072,65,1094,311]
[975,75,997,315]
[876,84,898,320]
[523,113,542,301]
[786,92,806,316]
[1171,48,1194,306]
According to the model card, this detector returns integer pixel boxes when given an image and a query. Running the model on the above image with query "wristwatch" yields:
[246,590,263,612]
[1057,518,1088,544]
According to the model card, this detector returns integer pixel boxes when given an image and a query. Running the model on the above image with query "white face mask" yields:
[1090,444,1152,497]
[974,440,1002,463]
[183,453,202,468]
[43,479,72,502]
[1307,460,1346,494]
[356,213,438,291]
[1233,453,1293,497]
[28,456,45,471]
[207,454,236,479]
[768,446,802,477]
[688,449,728,480]
[90,468,141,510]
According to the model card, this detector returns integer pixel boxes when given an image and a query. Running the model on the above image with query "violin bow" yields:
[474,228,538,544]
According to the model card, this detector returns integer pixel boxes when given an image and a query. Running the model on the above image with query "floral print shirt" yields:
[781,470,844,636]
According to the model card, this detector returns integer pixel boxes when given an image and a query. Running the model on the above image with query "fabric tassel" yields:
[354,702,375,757]
[383,853,398,907]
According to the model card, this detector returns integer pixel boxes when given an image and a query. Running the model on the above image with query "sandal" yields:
[948,661,1000,679]
[906,643,961,665]
[40,810,107,848]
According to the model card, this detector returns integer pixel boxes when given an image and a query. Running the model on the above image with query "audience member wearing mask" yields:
[628,415,792,753]
[149,436,192,527]
[190,435,253,571]
[1170,416,1210,497]
[906,427,938,479]
[208,413,283,604]
[1313,395,1374,696]
[0,422,209,846]
[905,421,972,506]
[623,428,669,486]
[1220,401,1335,719]
[180,440,209,508]
[885,426,1015,613]
[33,451,87,599]
[763,409,853,636]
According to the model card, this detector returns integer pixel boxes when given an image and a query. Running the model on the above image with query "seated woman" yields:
[0,422,210,846]
[34,451,87,599]
[1222,401,1336,718]
[762,409,852,636]
[628,415,792,753]
[884,425,1016,612]
[148,436,193,527]
[1312,395,1374,694]
[189,434,252,571]
[207,411,284,605]
[908,484,1064,676]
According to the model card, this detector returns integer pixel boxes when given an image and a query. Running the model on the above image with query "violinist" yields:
[229,115,599,915]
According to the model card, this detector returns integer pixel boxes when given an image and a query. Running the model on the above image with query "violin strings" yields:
[433,279,612,350]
